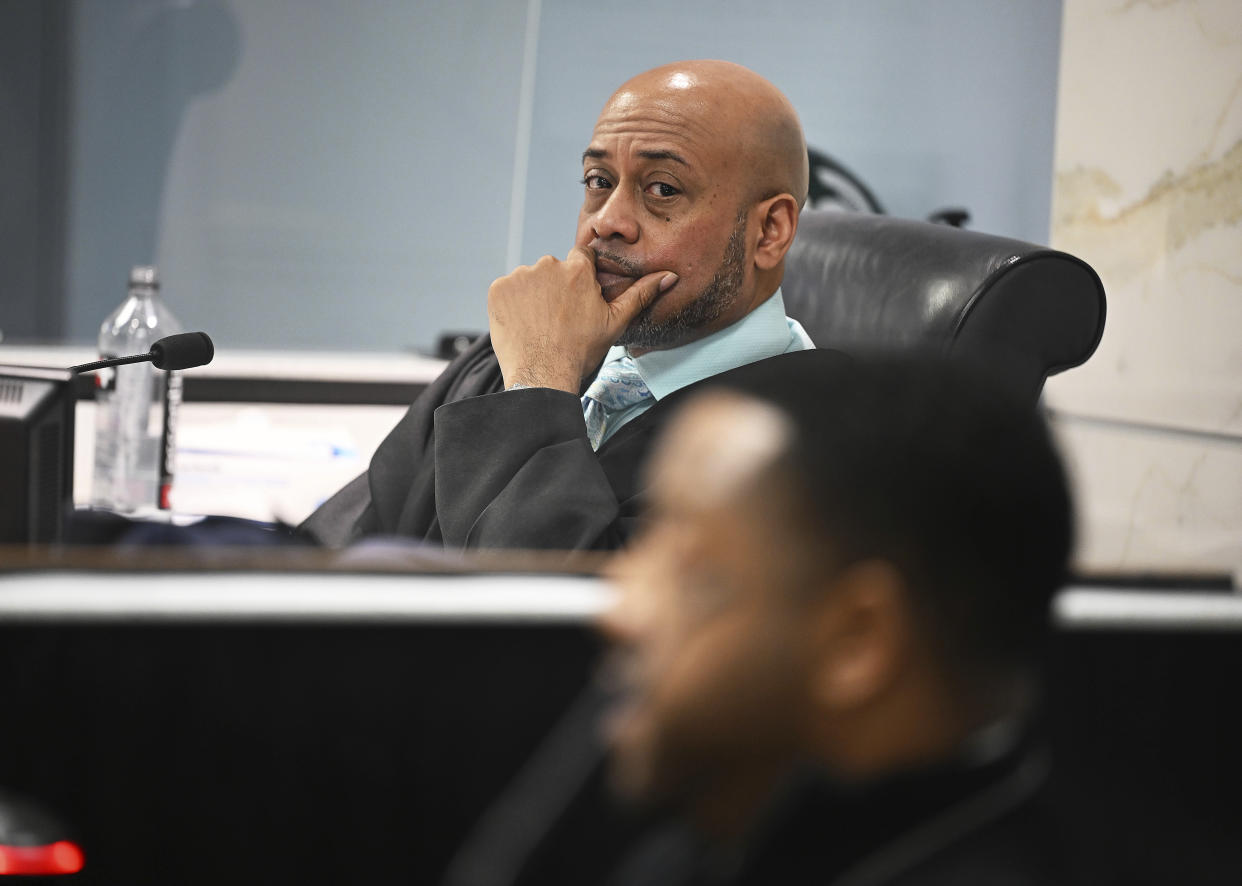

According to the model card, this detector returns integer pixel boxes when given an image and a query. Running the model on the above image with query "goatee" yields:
[616,211,747,350]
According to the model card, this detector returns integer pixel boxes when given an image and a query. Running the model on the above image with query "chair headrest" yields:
[781,211,1107,398]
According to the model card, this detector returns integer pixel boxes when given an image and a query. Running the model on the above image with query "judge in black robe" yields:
[301,60,816,550]
[299,337,829,550]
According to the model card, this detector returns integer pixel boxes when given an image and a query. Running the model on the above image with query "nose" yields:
[589,186,640,244]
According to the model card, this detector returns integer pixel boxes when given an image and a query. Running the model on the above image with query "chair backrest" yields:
[781,211,1107,399]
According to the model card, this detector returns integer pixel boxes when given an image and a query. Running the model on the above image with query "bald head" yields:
[606,60,808,209]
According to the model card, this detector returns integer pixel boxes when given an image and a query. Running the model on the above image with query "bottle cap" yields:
[129,265,159,288]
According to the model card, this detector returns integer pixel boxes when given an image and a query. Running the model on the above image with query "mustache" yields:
[593,249,645,278]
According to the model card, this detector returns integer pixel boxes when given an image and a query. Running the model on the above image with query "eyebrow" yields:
[581,148,691,167]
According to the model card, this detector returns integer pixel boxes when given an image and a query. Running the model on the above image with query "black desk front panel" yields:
[0,619,1238,885]
[0,621,600,885]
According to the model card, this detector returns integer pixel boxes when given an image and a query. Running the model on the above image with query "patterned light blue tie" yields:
[582,354,652,450]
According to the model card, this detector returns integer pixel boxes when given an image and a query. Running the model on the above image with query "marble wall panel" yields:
[1051,416,1242,577]
[1044,0,1242,578]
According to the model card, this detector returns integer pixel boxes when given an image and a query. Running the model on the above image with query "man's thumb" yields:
[609,271,678,328]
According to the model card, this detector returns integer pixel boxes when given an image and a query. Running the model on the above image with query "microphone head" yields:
[149,332,215,371]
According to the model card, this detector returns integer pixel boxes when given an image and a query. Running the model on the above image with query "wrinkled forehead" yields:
[647,392,794,517]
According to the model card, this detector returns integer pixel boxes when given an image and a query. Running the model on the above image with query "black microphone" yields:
[70,332,215,374]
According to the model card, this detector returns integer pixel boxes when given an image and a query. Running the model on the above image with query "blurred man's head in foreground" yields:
[600,351,1073,837]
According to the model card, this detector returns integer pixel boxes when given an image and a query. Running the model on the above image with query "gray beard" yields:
[615,213,747,351]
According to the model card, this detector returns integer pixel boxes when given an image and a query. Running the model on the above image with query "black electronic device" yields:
[0,365,75,545]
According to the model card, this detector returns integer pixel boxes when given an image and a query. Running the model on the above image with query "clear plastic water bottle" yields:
[92,265,183,514]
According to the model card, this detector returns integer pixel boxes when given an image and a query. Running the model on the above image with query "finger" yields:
[606,271,678,332]
[567,244,596,266]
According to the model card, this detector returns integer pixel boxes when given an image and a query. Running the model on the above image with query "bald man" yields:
[301,61,816,550]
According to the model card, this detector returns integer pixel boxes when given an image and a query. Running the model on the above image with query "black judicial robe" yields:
[299,336,846,550]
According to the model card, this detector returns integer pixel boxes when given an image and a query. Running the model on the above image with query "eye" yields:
[582,173,612,190]
[646,182,679,198]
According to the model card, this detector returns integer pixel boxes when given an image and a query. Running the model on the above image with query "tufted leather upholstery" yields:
[781,211,1107,399]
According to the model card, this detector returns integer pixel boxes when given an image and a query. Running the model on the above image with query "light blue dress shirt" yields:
[583,288,815,447]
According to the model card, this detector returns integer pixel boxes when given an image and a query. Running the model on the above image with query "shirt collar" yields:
[599,288,797,401]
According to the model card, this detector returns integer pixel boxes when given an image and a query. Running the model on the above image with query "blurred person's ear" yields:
[807,560,911,712]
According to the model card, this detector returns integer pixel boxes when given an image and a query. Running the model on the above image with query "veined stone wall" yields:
[1045,0,1242,578]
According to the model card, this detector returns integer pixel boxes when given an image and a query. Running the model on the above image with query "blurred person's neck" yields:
[816,663,999,782]
[685,757,795,845]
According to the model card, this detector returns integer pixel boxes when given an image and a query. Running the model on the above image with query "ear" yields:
[753,193,800,271]
[809,560,911,712]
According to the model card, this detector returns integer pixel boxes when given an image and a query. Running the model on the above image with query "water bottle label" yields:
[157,371,182,510]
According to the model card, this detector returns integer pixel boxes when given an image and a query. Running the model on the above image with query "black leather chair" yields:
[781,211,1107,399]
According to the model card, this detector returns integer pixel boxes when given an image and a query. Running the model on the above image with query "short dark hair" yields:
[714,349,1073,681]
